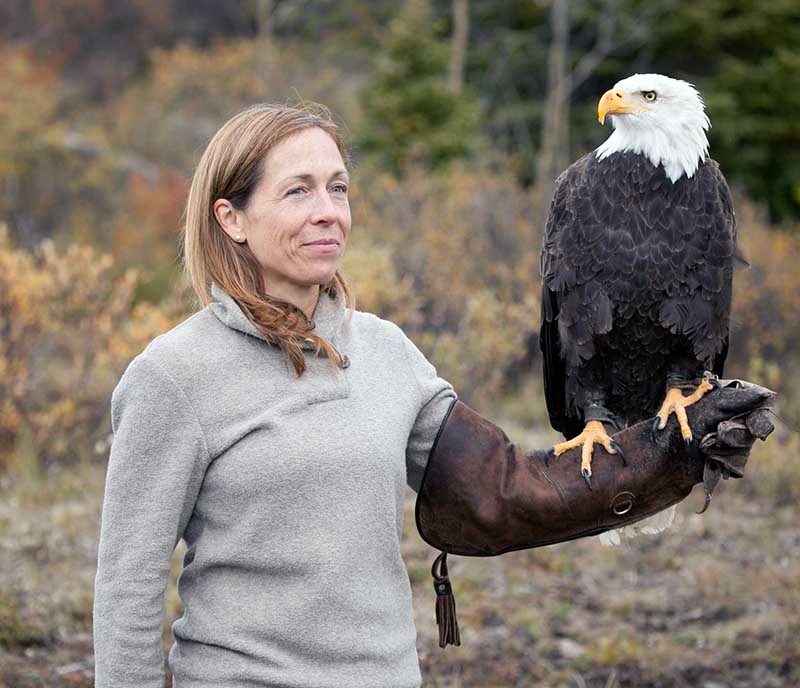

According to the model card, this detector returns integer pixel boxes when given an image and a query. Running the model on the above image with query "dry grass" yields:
[0,398,798,687]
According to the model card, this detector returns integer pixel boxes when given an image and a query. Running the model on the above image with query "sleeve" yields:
[400,333,457,493]
[92,354,212,688]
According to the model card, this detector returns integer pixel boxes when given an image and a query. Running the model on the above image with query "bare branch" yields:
[449,0,470,95]
[569,0,618,93]
[534,0,570,219]
[569,0,680,94]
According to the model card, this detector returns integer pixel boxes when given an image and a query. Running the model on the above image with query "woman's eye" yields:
[286,187,306,196]
[331,184,348,194]
[642,90,657,103]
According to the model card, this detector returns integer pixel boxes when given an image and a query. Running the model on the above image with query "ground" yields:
[1,422,797,688]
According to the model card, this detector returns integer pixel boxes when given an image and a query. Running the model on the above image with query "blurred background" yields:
[0,1,798,686]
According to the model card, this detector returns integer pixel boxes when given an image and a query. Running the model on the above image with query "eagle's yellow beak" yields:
[598,89,635,125]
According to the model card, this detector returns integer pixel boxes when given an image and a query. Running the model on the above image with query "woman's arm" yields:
[399,331,457,493]
[414,379,775,646]
[416,379,774,556]
[93,354,212,687]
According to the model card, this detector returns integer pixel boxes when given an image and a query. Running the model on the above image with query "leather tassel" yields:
[431,551,460,647]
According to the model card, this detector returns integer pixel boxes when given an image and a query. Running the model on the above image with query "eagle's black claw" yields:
[684,437,692,451]
[650,417,662,442]
[582,468,592,490]
[703,371,721,389]
[546,447,555,458]
[610,440,627,466]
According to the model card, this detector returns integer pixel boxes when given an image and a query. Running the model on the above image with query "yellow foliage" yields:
[0,225,182,469]
[0,45,59,178]
[730,200,800,416]
[341,234,422,327]
[733,203,800,363]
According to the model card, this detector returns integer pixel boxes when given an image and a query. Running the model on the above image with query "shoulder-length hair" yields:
[181,102,354,376]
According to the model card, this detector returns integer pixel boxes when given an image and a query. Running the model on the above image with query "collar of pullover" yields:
[209,281,347,350]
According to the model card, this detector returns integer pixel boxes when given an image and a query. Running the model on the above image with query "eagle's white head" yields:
[595,73,710,182]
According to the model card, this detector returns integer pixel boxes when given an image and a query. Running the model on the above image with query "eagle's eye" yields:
[642,90,657,103]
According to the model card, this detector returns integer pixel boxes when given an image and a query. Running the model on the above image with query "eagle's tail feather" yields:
[598,504,677,546]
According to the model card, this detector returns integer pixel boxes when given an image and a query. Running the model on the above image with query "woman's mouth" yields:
[303,239,340,252]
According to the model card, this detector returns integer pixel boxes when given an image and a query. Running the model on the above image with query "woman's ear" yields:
[213,199,247,243]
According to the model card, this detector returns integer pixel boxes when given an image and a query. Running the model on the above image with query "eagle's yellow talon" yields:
[653,379,715,440]
[551,420,619,483]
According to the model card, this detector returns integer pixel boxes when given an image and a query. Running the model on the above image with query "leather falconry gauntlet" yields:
[415,379,776,648]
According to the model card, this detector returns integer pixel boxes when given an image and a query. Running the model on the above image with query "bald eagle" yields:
[539,74,739,529]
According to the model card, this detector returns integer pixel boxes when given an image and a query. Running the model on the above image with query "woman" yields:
[92,102,764,687]
[93,103,456,688]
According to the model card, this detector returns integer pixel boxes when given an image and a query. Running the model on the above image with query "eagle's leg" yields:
[550,401,625,489]
[652,371,719,445]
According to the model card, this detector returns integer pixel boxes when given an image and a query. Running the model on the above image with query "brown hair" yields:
[181,102,354,376]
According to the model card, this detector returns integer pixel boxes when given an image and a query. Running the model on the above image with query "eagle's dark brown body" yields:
[540,151,737,439]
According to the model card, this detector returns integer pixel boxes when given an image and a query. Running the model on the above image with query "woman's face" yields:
[219,127,351,306]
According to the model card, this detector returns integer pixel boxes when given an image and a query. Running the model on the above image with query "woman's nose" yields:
[310,190,338,224]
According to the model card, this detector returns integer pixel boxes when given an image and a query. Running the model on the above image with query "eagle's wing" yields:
[538,155,606,440]
[539,283,572,435]
[656,159,738,372]
[540,167,573,438]
[711,162,739,377]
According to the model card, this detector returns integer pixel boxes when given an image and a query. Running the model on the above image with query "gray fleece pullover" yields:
[92,281,456,687]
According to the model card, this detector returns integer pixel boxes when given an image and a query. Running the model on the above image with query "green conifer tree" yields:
[358,0,482,174]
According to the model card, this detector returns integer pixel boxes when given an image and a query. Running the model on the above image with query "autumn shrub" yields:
[0,225,186,470]
[345,163,542,407]
[721,203,800,502]
[728,200,800,421]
